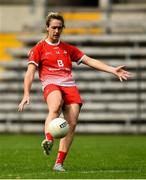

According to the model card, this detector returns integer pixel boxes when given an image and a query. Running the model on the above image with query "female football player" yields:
[18,12,131,171]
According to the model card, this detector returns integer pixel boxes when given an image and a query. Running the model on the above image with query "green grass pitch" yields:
[0,134,146,179]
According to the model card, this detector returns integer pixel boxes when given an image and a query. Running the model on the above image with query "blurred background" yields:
[0,0,146,134]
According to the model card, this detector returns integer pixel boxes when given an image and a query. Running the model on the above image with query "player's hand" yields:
[113,65,131,82]
[18,95,30,112]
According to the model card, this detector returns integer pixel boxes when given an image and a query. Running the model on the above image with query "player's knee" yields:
[49,108,61,117]
[69,121,77,131]
[49,102,63,116]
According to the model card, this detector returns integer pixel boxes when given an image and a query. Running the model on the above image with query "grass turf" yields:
[0,134,146,179]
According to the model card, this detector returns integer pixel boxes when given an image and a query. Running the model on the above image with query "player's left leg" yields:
[53,103,80,171]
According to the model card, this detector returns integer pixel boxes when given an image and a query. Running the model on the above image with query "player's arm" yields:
[81,55,131,82]
[18,63,36,111]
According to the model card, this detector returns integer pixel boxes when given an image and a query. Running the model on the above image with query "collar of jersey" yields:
[45,39,60,46]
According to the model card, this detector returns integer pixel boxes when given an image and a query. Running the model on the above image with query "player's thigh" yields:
[46,90,64,112]
[63,104,80,125]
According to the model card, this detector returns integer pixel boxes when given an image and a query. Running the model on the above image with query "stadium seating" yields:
[0,3,146,134]
[0,33,23,60]
[0,32,146,134]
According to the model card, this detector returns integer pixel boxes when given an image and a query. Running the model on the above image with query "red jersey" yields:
[28,40,85,89]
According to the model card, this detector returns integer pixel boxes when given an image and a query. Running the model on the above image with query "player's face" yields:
[47,19,63,43]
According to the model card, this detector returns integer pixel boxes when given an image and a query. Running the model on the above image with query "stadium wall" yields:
[0,5,44,32]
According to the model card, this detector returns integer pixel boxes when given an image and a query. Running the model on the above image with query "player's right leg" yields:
[42,85,64,155]
[41,139,53,156]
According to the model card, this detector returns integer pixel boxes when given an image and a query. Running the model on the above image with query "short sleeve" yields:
[69,45,85,64]
[28,44,40,67]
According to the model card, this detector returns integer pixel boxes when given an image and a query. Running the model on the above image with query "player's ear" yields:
[46,25,49,31]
